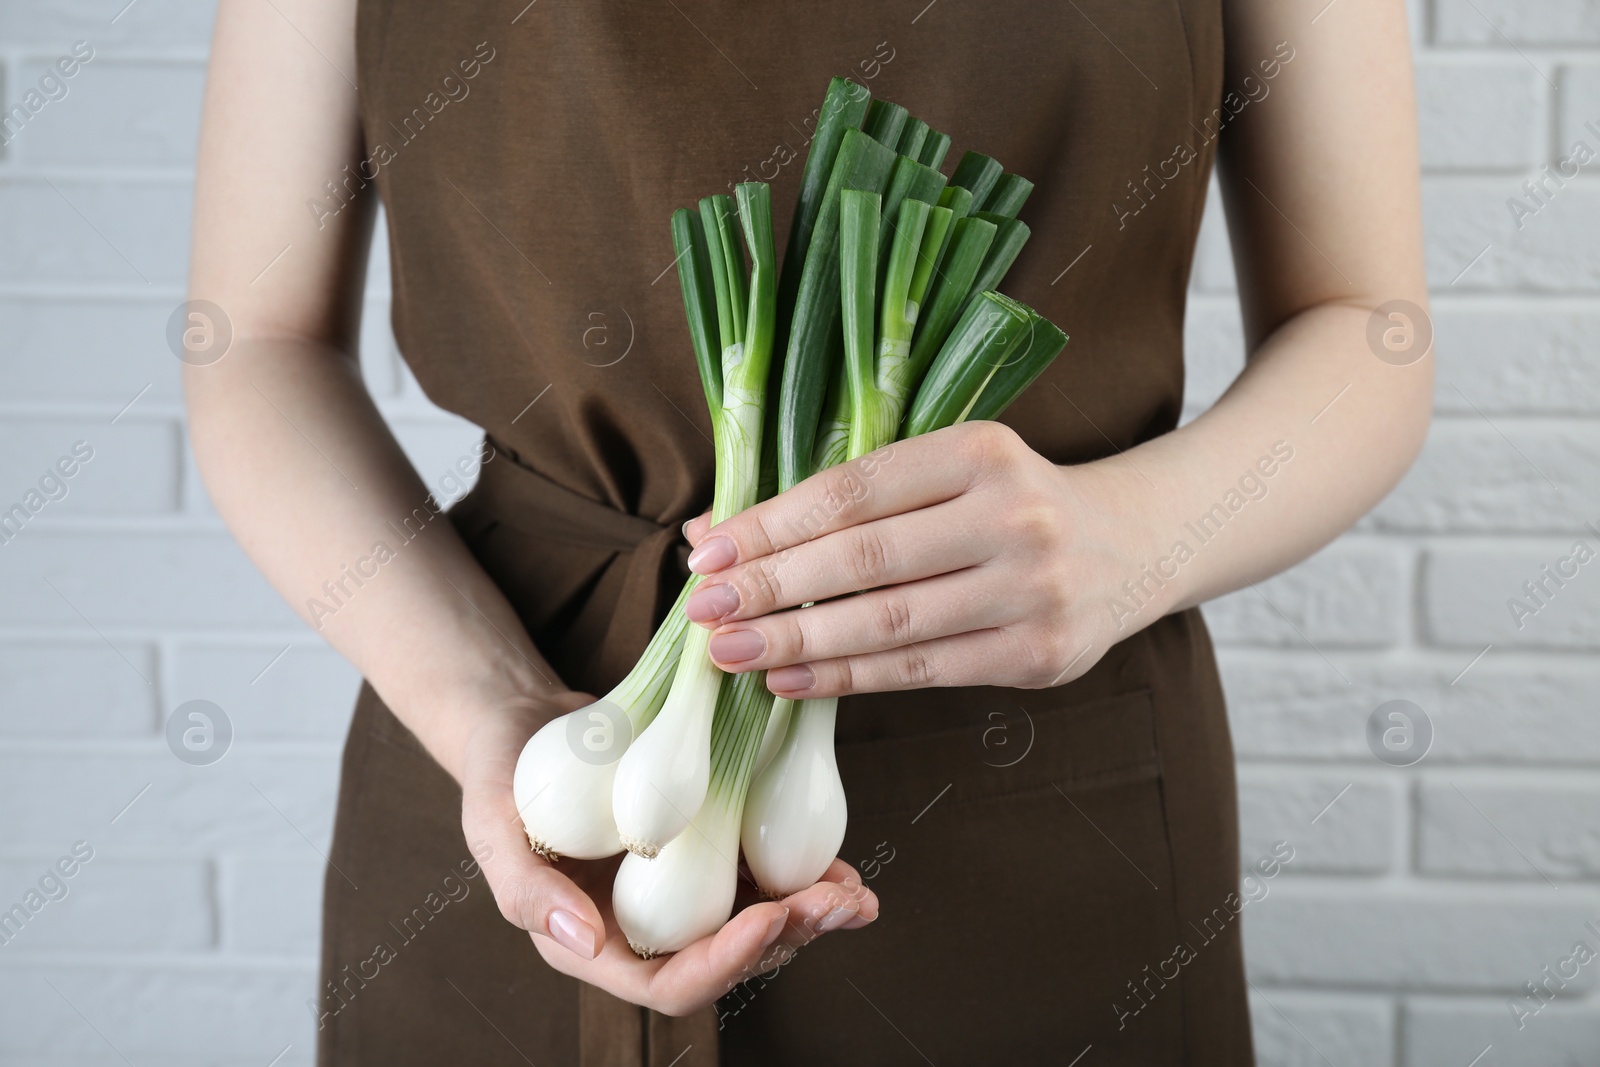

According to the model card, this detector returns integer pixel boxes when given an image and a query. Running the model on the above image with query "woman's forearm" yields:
[1082,297,1432,631]
[184,337,560,781]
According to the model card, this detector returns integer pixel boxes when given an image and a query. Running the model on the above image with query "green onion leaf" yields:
[776,126,898,490]
[917,129,952,171]
[894,117,930,161]
[937,183,974,219]
[901,291,1033,438]
[877,156,946,266]
[978,173,1035,218]
[963,307,1069,424]
[905,204,955,317]
[776,78,871,346]
[905,214,997,384]
[698,194,747,356]
[862,196,930,455]
[733,182,777,396]
[838,189,882,459]
[670,208,723,416]
[949,152,1003,215]
[965,212,1032,306]
[862,99,909,148]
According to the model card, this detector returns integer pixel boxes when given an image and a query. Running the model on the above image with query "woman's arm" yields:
[186,0,554,781]
[680,0,1432,696]
[187,0,873,1014]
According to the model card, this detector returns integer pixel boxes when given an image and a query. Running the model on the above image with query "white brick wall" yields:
[0,3,1595,1064]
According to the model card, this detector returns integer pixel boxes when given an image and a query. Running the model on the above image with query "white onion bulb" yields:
[740,696,847,897]
[514,700,634,861]
[613,793,741,957]
[611,632,721,857]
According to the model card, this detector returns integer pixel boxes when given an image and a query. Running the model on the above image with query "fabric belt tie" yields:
[469,435,693,687]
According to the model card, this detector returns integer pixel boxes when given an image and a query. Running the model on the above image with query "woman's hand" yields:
[681,421,1149,698]
[459,696,879,1016]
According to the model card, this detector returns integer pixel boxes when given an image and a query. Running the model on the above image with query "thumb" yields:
[463,791,604,960]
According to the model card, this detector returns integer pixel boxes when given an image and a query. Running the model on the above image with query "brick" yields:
[1182,295,1244,412]
[223,855,323,956]
[1202,543,1406,650]
[0,641,156,736]
[0,295,392,406]
[1247,990,1394,1067]
[0,1,215,48]
[1370,419,1598,533]
[0,296,180,403]
[0,857,210,951]
[0,179,190,286]
[1237,771,1395,874]
[0,749,340,855]
[1220,652,1600,765]
[1436,1,1600,44]
[1418,777,1600,879]
[1241,885,1600,989]
[1404,998,1600,1067]
[1424,178,1600,291]
[169,642,360,740]
[0,530,300,629]
[1557,67,1600,160]
[1422,542,1600,649]
[1415,59,1541,170]
[1433,300,1600,414]
[0,418,180,516]
[11,59,204,167]
[0,965,312,1059]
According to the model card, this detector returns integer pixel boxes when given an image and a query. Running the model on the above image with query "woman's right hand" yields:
[459,695,879,1017]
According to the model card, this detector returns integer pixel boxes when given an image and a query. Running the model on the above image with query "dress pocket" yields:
[834,687,1162,820]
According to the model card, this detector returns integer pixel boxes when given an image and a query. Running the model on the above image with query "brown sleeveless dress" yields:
[320,2,1250,1063]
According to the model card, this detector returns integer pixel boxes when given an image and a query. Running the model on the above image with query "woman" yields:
[185,0,1429,1062]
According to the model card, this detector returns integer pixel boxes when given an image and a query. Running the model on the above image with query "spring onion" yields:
[517,76,1073,956]
[612,184,776,857]
[614,669,771,956]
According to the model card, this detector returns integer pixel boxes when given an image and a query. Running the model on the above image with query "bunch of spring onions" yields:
[513,78,1069,959]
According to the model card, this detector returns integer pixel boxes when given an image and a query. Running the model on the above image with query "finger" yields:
[631,901,793,1014]
[686,424,994,576]
[707,568,1014,671]
[462,784,605,960]
[765,627,1059,697]
[685,498,990,625]
[656,873,879,1005]
[774,865,880,946]
[682,511,712,548]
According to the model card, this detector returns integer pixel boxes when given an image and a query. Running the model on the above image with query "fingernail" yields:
[761,908,790,949]
[685,583,741,623]
[709,628,766,664]
[548,910,598,959]
[767,664,815,693]
[680,518,694,541]
[815,906,857,934]
[687,535,737,574]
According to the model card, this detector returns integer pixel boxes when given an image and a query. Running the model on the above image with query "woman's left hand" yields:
[681,421,1149,698]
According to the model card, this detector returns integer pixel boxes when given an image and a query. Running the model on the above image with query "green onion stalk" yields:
[612,184,777,858]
